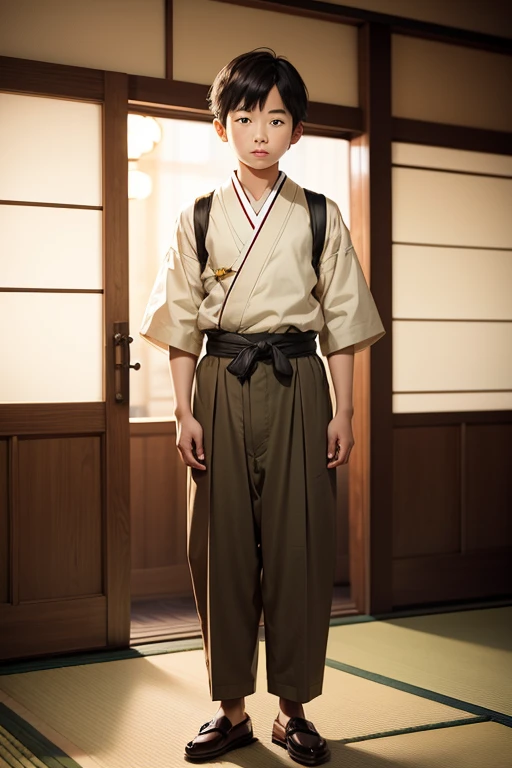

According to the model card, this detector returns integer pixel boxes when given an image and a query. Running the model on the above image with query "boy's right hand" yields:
[175,412,206,470]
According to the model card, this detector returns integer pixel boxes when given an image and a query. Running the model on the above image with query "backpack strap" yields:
[193,191,214,272]
[304,188,327,278]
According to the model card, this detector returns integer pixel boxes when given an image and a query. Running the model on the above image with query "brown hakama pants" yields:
[187,351,337,703]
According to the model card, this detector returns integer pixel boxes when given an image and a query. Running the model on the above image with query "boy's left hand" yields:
[327,413,355,468]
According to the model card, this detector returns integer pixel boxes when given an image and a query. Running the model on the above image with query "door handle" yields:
[113,322,140,403]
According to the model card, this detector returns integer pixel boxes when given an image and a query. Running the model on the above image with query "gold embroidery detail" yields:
[214,267,235,281]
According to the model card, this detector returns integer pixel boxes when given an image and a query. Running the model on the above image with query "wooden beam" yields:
[0,404,105,436]
[129,75,362,134]
[0,55,104,100]
[394,411,512,427]
[165,0,173,79]
[350,22,394,615]
[393,118,512,155]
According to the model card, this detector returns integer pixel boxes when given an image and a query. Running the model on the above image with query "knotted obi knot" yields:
[204,329,318,383]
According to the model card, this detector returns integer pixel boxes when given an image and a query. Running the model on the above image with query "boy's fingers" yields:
[195,443,205,461]
[178,441,206,470]
[327,437,339,459]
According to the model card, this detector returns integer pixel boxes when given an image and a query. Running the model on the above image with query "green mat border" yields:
[0,702,82,767]
[338,715,489,744]
[325,657,512,730]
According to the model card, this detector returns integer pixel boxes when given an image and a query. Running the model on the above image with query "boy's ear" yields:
[213,118,228,142]
[290,121,304,147]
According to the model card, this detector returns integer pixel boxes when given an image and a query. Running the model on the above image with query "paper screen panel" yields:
[392,35,512,131]
[1,293,103,403]
[393,321,512,393]
[0,94,102,206]
[172,0,358,107]
[392,144,512,177]
[393,168,512,248]
[0,0,164,77]
[0,206,102,290]
[393,246,512,320]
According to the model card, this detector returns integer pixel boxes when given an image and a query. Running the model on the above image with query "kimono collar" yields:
[231,170,287,231]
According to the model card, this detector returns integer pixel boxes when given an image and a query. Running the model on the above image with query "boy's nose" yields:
[253,127,268,143]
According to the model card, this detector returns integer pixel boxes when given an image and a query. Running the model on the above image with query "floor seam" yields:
[325,657,512,729]
[338,715,489,744]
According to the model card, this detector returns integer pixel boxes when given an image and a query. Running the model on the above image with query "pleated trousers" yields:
[187,351,337,703]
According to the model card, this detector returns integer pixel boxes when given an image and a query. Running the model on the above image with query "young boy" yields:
[141,49,385,765]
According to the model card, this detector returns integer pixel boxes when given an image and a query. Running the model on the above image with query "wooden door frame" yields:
[103,71,131,646]
[0,60,131,650]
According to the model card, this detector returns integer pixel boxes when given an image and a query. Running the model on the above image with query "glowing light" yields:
[129,169,152,200]
[127,115,162,160]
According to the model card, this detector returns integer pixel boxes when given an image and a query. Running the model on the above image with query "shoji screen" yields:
[0,0,164,77]
[0,93,103,402]
[172,0,358,107]
[392,144,512,413]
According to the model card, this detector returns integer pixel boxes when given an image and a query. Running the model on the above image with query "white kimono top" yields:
[140,172,385,358]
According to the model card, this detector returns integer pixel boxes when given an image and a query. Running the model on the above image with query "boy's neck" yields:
[236,161,280,201]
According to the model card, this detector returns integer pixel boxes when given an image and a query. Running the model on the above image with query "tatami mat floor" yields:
[0,606,510,768]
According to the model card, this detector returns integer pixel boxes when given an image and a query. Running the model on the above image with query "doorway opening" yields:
[128,113,353,644]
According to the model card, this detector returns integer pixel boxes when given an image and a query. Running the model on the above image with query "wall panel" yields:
[393,427,460,558]
[393,321,512,393]
[393,246,512,321]
[0,440,8,604]
[465,424,512,551]
[392,35,512,131]
[18,436,103,602]
[130,428,188,571]
[173,0,358,106]
[0,0,165,77]
[393,168,512,248]
[130,422,190,598]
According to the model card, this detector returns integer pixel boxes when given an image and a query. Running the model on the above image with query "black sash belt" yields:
[205,329,318,383]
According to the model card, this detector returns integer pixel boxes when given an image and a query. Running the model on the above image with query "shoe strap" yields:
[286,716,319,738]
[198,718,230,737]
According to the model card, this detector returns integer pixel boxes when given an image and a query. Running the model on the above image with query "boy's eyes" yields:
[235,117,285,126]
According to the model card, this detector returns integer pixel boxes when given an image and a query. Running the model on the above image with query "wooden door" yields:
[0,65,131,660]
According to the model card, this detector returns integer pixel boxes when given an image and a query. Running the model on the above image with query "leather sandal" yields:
[272,714,330,766]
[184,713,256,762]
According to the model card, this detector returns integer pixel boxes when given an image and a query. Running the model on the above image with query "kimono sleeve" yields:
[139,205,205,356]
[316,200,386,356]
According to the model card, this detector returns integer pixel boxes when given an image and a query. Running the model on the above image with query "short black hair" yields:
[208,48,308,129]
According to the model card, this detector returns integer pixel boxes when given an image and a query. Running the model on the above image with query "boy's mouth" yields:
[252,150,269,156]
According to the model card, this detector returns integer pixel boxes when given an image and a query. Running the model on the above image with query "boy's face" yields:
[214,85,303,170]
